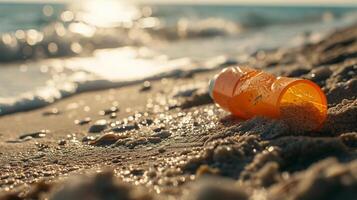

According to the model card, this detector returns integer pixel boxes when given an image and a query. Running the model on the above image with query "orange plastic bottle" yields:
[209,66,327,130]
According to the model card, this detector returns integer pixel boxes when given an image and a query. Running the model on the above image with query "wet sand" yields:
[0,25,357,200]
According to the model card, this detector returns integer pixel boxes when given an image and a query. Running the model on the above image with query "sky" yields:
[1,0,357,6]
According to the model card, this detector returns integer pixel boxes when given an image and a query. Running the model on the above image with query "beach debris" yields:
[140,81,152,92]
[99,106,119,116]
[88,119,108,133]
[209,66,327,131]
[42,108,60,116]
[74,117,91,125]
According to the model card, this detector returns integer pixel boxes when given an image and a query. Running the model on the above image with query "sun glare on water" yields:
[74,0,141,27]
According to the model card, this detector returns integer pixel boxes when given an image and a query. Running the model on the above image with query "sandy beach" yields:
[0,22,356,200]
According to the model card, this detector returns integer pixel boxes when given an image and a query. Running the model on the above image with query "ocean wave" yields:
[0,47,230,115]
[1,2,357,62]
[0,18,241,62]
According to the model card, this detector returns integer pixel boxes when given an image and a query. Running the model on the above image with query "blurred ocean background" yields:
[1,0,357,115]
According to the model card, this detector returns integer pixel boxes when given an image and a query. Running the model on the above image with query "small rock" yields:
[144,169,157,178]
[89,133,120,146]
[173,88,198,98]
[111,124,138,133]
[140,81,152,92]
[158,147,166,153]
[310,67,332,82]
[130,168,144,176]
[99,106,119,116]
[42,108,60,116]
[82,135,96,143]
[74,117,91,125]
[114,138,132,146]
[285,67,310,77]
[88,120,108,133]
[140,118,154,126]
[58,139,66,146]
[152,126,165,132]
[147,137,162,144]
[19,130,49,140]
[151,130,171,139]
[109,113,117,119]
[125,137,148,149]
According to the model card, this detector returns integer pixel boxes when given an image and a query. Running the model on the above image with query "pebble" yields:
[158,147,166,153]
[130,168,144,176]
[19,130,49,140]
[99,106,119,116]
[310,67,332,81]
[144,169,157,178]
[285,67,310,77]
[173,88,198,98]
[42,108,61,116]
[110,124,138,133]
[82,135,97,143]
[140,118,154,126]
[88,120,108,133]
[151,130,171,139]
[140,81,152,92]
[152,127,165,133]
[147,137,162,144]
[89,133,120,146]
[74,117,91,125]
[58,139,67,146]
[109,113,117,119]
